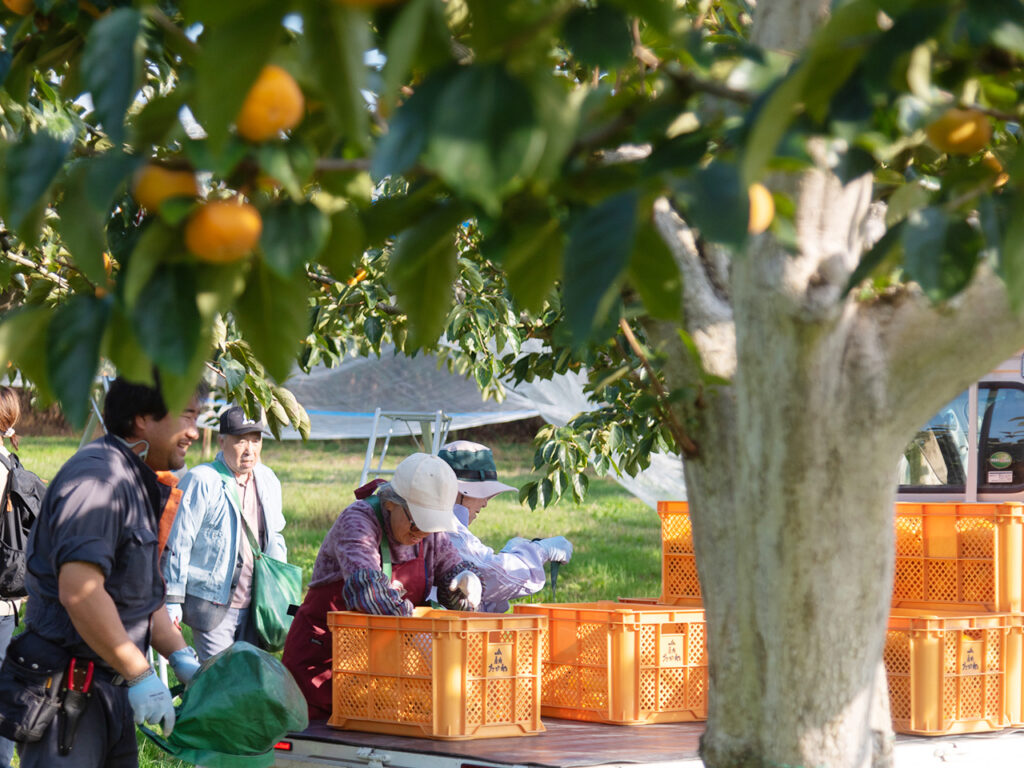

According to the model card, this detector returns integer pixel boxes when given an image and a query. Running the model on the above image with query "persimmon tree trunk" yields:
[653,164,1024,768]
[644,6,1024,763]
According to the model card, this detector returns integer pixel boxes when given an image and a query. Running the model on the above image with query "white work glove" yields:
[127,667,176,735]
[449,570,482,610]
[168,646,201,685]
[165,602,183,628]
[536,536,573,564]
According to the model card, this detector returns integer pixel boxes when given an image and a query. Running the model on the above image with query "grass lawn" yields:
[12,433,665,767]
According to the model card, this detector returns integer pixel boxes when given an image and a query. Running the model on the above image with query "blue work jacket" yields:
[162,453,286,608]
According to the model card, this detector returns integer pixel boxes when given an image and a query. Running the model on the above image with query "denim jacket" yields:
[162,453,286,608]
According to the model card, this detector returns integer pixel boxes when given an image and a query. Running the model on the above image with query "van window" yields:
[978,385,1024,491]
[897,391,969,491]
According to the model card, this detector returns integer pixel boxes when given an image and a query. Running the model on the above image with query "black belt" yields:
[89,665,126,686]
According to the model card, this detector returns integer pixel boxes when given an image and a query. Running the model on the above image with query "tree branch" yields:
[652,198,737,378]
[619,318,700,458]
[865,265,1024,437]
[1,249,70,291]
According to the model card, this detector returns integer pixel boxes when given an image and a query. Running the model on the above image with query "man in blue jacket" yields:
[162,406,287,661]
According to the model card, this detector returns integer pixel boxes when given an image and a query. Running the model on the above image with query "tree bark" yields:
[649,40,1024,766]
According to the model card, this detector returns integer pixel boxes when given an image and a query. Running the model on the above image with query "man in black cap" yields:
[162,406,288,661]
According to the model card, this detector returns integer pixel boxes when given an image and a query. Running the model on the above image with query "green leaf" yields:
[5,130,72,240]
[260,201,331,277]
[122,219,178,308]
[483,215,563,314]
[0,51,11,88]
[58,152,136,284]
[235,260,310,382]
[563,4,632,70]
[81,8,142,145]
[221,356,246,393]
[132,264,201,375]
[628,218,682,320]
[190,0,284,147]
[388,202,467,350]
[885,181,932,228]
[563,192,638,346]
[273,385,306,432]
[57,164,110,286]
[318,207,365,279]
[303,1,370,150]
[0,306,54,403]
[381,0,432,107]
[843,221,903,296]
[194,261,248,323]
[102,302,153,384]
[133,88,189,149]
[678,163,747,251]
[371,71,447,183]
[901,209,979,303]
[423,64,544,215]
[47,295,111,428]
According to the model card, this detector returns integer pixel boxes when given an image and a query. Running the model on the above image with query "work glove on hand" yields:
[127,667,176,735]
[168,646,201,685]
[165,602,183,628]
[449,570,482,610]
[536,536,574,564]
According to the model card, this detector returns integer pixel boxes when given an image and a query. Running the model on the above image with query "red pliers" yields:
[67,657,94,693]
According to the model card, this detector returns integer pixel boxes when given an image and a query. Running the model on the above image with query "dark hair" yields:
[103,375,210,439]
[103,377,168,439]
[0,388,21,451]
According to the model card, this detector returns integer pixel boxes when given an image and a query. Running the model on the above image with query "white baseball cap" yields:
[390,453,459,533]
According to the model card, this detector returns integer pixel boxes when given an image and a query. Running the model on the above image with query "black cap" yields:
[219,406,266,436]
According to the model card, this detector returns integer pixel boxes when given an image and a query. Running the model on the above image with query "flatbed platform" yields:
[276,720,1024,767]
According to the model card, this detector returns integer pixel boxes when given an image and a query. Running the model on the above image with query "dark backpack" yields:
[0,453,46,598]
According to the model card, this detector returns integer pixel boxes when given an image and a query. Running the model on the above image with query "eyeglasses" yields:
[401,505,422,534]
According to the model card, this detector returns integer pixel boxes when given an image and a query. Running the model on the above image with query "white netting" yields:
[278,345,687,507]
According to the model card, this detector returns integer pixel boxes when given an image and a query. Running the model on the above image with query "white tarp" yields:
[279,345,687,508]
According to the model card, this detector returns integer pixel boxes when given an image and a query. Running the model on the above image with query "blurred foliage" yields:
[0,0,1020,502]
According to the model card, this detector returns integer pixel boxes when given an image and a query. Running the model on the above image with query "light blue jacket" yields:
[162,454,287,608]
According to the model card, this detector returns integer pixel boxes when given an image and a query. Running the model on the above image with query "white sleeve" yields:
[447,520,547,609]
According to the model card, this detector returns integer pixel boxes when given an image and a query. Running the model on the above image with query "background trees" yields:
[1,0,1023,764]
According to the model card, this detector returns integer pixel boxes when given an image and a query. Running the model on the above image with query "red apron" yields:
[282,542,428,720]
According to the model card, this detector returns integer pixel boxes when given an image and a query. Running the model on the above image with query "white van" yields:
[899,353,1024,502]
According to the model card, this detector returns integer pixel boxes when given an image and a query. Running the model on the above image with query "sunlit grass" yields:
[14,434,664,767]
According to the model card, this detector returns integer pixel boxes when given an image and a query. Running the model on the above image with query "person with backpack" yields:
[0,386,42,768]
[162,406,288,661]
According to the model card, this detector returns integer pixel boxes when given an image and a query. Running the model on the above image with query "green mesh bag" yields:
[141,641,308,768]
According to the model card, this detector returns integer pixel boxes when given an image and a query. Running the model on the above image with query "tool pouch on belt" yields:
[0,631,70,742]
[58,658,93,756]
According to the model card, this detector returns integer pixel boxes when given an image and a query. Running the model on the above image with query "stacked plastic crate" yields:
[657,500,1024,736]
[327,607,546,740]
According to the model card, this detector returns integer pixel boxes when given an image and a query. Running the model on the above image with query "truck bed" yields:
[273,720,1024,767]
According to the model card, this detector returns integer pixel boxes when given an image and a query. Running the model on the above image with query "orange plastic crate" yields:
[513,601,707,725]
[893,503,1024,612]
[884,609,1019,736]
[658,501,702,606]
[660,500,1024,612]
[327,608,545,740]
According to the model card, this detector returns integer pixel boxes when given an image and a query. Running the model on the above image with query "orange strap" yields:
[154,471,183,559]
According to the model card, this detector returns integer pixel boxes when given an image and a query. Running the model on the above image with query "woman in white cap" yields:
[282,452,484,720]
[439,440,573,613]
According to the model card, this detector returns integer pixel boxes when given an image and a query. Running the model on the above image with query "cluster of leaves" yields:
[0,0,1021,500]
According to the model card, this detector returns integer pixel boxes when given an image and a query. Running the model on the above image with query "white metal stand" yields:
[359,409,453,485]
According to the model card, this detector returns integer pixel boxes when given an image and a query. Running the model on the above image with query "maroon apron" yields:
[282,540,429,720]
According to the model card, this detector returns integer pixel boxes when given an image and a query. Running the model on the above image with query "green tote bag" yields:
[213,461,302,652]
